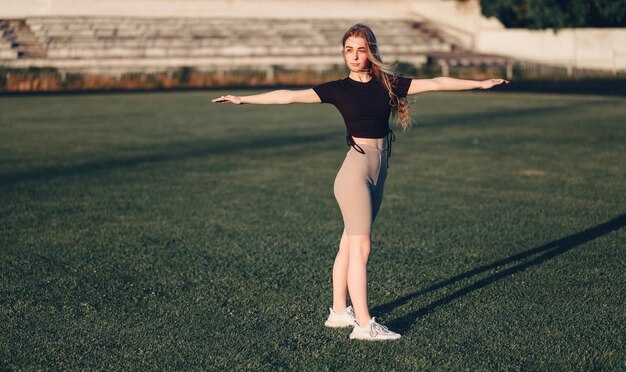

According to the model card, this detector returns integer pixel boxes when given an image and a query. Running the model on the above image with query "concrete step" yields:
[0,49,18,59]
[3,19,47,58]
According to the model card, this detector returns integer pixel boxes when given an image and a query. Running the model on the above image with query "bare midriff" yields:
[352,136,386,150]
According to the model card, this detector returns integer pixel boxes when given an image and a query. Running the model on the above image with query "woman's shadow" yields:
[373,213,626,334]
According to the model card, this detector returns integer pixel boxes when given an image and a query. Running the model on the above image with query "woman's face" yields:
[343,36,370,72]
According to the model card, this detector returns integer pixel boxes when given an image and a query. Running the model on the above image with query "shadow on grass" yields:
[0,131,338,186]
[377,213,626,334]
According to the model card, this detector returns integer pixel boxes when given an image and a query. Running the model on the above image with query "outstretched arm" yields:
[407,77,509,95]
[211,89,320,104]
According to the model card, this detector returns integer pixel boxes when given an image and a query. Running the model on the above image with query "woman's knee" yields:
[347,234,371,262]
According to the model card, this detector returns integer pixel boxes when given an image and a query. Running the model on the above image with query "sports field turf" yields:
[1,89,625,369]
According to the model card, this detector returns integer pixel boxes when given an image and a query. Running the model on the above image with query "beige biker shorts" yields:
[333,143,388,235]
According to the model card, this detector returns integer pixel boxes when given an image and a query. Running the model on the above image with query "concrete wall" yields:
[0,0,412,19]
[410,0,625,71]
[476,28,626,72]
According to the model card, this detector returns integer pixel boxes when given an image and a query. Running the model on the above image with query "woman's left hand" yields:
[211,95,243,104]
[480,79,510,89]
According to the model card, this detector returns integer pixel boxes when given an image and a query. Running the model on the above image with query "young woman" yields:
[212,23,509,341]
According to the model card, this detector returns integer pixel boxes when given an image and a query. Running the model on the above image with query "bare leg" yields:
[347,234,372,326]
[332,229,350,313]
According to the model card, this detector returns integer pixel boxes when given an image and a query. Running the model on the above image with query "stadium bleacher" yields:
[1,16,481,73]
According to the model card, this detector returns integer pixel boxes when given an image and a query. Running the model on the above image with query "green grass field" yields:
[1,89,625,370]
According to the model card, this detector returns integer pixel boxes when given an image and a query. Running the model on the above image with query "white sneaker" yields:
[349,317,401,341]
[324,306,357,328]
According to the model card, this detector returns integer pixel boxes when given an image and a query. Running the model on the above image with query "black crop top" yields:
[312,75,412,160]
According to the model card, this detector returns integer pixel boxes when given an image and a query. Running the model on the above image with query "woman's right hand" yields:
[211,95,243,104]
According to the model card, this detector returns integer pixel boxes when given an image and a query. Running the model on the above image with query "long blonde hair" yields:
[341,23,414,130]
